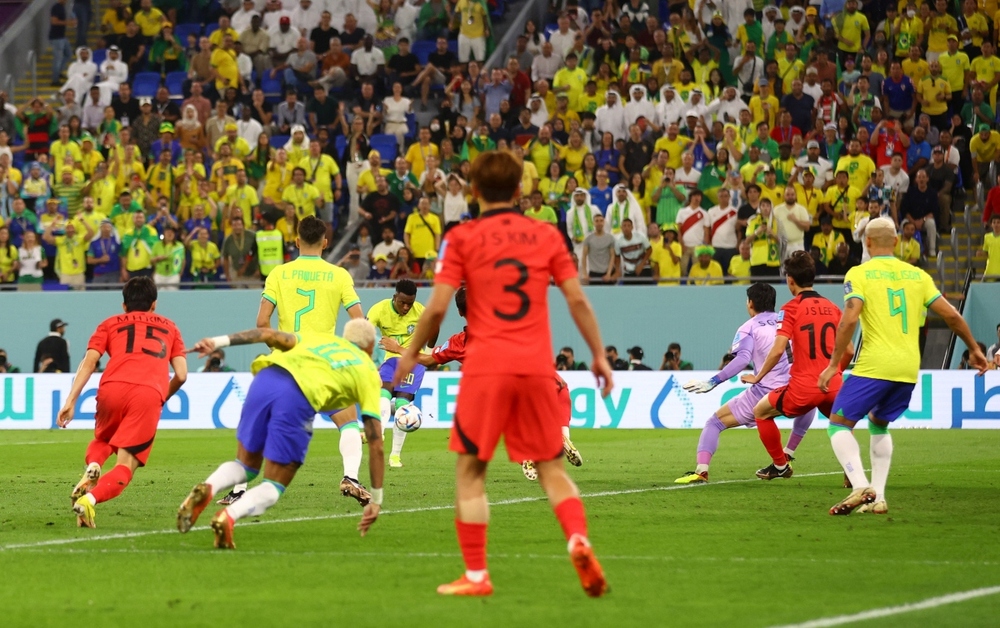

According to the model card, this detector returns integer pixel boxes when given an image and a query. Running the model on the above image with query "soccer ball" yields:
[394,403,422,432]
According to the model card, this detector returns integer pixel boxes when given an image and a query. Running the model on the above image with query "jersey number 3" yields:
[493,259,529,321]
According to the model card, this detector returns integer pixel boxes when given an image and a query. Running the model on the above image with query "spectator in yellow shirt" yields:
[186,224,221,283]
[455,0,488,63]
[42,217,94,289]
[971,124,1000,184]
[133,0,165,38]
[834,0,870,62]
[281,166,322,219]
[688,245,724,285]
[748,79,779,129]
[895,219,922,264]
[924,0,958,61]
[210,34,240,93]
[938,35,971,104]
[917,60,952,127]
[208,16,238,49]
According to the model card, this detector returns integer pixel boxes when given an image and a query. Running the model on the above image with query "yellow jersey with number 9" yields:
[844,256,941,383]
[367,298,425,359]
[252,332,381,417]
[263,255,361,334]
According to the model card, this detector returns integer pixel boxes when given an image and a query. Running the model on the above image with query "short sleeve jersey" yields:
[87,311,186,402]
[263,255,361,333]
[252,332,381,418]
[367,298,426,359]
[776,291,843,383]
[844,256,941,383]
[432,329,468,364]
[434,208,577,376]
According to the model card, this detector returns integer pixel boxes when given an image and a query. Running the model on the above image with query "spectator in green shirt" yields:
[661,342,695,370]
[52,167,87,216]
[525,190,558,224]
[151,225,185,290]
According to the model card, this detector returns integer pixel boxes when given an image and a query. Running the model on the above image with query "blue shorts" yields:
[831,375,915,424]
[378,357,426,396]
[236,366,317,466]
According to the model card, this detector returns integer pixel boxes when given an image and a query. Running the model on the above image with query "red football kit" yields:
[435,208,577,462]
[767,290,843,418]
[86,311,185,464]
[432,329,572,428]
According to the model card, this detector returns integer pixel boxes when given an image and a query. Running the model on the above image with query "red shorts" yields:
[768,381,840,419]
[556,378,571,429]
[450,374,564,463]
[94,382,164,466]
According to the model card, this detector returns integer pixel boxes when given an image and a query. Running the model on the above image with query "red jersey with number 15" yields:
[435,208,577,376]
[87,311,186,402]
[776,290,843,384]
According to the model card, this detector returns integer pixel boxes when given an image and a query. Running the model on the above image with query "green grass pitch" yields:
[2,428,999,627]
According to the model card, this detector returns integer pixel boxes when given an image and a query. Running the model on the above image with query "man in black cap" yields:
[627,346,651,370]
[34,319,71,373]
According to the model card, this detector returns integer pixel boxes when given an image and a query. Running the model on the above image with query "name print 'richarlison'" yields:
[863,269,922,282]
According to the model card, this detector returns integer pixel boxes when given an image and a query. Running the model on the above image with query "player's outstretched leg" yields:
[754,418,792,480]
[521,460,538,480]
[783,411,816,461]
[178,459,258,533]
[73,458,137,528]
[211,479,286,549]
[389,397,410,468]
[438,454,493,596]
[857,420,891,514]
[72,439,116,502]
[828,421,875,515]
[536,458,608,598]
[561,426,583,467]
[675,413,726,484]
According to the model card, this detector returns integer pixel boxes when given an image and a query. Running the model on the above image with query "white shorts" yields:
[155,273,181,290]
[60,273,85,288]
[458,35,486,63]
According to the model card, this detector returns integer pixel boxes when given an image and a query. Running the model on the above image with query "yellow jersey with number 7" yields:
[262,255,361,333]
[843,256,941,384]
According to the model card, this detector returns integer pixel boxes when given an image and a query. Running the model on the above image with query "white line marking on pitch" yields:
[0,471,842,551]
[770,585,1000,628]
[0,441,78,446]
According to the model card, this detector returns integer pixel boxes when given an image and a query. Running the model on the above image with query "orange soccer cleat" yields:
[436,574,494,596]
[177,482,212,533]
[569,534,608,598]
[210,509,236,549]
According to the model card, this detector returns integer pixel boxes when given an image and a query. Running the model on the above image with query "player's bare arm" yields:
[559,277,614,397]
[190,328,298,357]
[358,416,384,537]
[819,298,861,392]
[930,297,990,375]
[381,336,437,366]
[394,282,456,387]
[166,356,189,401]
[256,298,276,328]
[346,303,364,319]
[57,349,103,428]
[742,335,790,385]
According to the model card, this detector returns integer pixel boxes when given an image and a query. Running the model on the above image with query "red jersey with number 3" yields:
[776,290,843,384]
[87,311,186,402]
[435,208,577,376]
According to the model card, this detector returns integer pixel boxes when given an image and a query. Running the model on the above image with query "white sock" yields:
[205,461,250,497]
[869,433,893,502]
[391,424,408,457]
[339,425,363,480]
[695,463,709,474]
[83,493,96,506]
[379,395,392,438]
[225,481,282,522]
[465,569,487,583]
[783,447,794,456]
[830,430,869,489]
[561,426,571,439]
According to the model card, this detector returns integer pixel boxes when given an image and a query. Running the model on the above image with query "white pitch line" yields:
[0,441,78,446]
[770,585,1000,628]
[0,471,841,551]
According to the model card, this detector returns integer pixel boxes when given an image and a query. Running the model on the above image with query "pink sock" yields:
[696,415,725,466]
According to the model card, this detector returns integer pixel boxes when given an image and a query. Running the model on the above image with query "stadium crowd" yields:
[1,0,999,291]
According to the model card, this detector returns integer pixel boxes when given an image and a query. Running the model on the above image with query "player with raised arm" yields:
[368,279,436,469]
[380,287,583,481]
[674,283,816,484]
[395,151,613,598]
[741,251,854,479]
[177,319,385,548]
[818,218,989,516]
[58,277,188,528]
[218,216,369,506]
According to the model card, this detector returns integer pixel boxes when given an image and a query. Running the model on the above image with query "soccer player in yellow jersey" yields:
[178,320,386,548]
[219,216,368,505]
[818,218,988,517]
[367,279,436,468]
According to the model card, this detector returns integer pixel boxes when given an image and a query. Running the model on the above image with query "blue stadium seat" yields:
[335,135,347,159]
[204,23,219,39]
[165,71,187,100]
[405,112,417,143]
[132,72,161,98]
[91,48,106,67]
[490,0,505,20]
[447,39,458,56]
[173,23,201,44]
[412,40,435,66]
[270,135,290,150]
[260,73,283,103]
[544,23,558,39]
[369,134,397,165]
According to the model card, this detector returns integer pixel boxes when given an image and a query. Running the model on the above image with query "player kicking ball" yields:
[177,320,385,548]
[58,277,188,528]
[396,151,611,597]
[368,280,436,468]
[675,283,815,484]
[818,218,989,516]
[380,288,583,482]
[741,252,853,479]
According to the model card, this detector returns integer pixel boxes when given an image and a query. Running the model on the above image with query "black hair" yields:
[395,279,417,296]
[668,342,681,351]
[122,276,157,312]
[628,346,643,360]
[297,216,326,245]
[605,345,617,353]
[455,287,467,317]
[746,282,777,313]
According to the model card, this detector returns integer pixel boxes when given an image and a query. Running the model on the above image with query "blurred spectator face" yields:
[133,212,146,228]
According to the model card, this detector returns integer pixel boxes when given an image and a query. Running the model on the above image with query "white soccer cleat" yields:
[71,462,102,502]
[521,460,538,481]
[856,500,888,515]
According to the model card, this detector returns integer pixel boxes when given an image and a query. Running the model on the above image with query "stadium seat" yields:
[270,135,290,150]
[405,112,417,143]
[544,23,558,39]
[260,73,283,103]
[369,134,397,165]
[447,39,457,56]
[490,0,505,20]
[204,23,219,39]
[165,71,187,100]
[173,23,201,43]
[412,40,435,66]
[91,48,106,67]
[334,135,347,159]
[132,72,161,98]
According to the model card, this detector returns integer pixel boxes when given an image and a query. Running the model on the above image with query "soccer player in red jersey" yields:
[741,251,854,479]
[381,287,583,481]
[394,151,613,598]
[57,277,188,528]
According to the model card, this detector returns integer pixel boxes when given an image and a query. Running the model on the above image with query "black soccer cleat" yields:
[756,463,794,480]
[216,490,245,505]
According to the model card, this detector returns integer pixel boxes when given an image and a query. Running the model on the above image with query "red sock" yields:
[85,440,114,467]
[455,519,488,572]
[88,465,134,504]
[554,497,588,541]
[755,418,787,466]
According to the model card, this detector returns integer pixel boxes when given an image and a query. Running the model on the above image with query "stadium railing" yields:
[0,0,50,100]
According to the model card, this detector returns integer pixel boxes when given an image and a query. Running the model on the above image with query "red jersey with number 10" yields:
[435,208,577,376]
[776,290,843,383]
[87,311,186,402]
